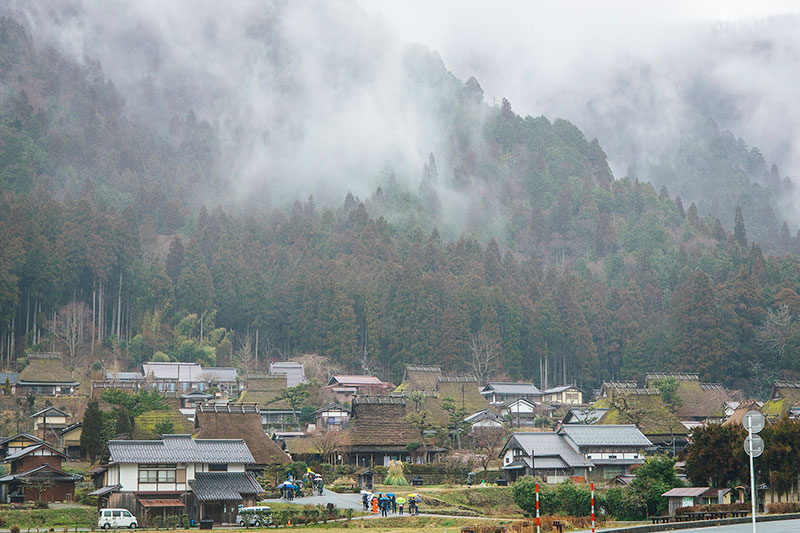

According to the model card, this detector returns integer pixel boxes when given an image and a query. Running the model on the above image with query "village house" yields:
[499,397,539,427]
[540,384,584,405]
[268,361,306,388]
[142,362,239,396]
[0,433,42,460]
[16,354,79,397]
[89,434,261,525]
[644,373,742,426]
[240,374,295,430]
[595,382,690,455]
[31,407,71,445]
[315,404,350,431]
[396,365,444,393]
[347,396,445,466]
[481,382,541,405]
[463,409,504,428]
[193,403,291,470]
[59,422,83,459]
[561,407,609,425]
[500,432,591,483]
[558,424,653,480]
[0,441,81,503]
[762,380,800,420]
[327,375,391,401]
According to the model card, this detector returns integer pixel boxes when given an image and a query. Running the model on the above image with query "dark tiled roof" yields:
[0,463,82,482]
[4,442,66,462]
[483,382,540,395]
[560,424,653,447]
[107,434,254,464]
[506,432,588,468]
[0,433,41,446]
[31,407,70,418]
[189,472,263,501]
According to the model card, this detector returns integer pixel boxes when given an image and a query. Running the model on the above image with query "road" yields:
[578,518,800,533]
[668,520,800,533]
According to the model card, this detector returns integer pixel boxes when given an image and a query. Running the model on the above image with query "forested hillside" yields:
[1,14,800,397]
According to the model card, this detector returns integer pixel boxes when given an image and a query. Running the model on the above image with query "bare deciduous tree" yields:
[469,331,499,385]
[309,429,347,464]
[233,331,256,380]
[468,426,510,472]
[292,353,341,383]
[46,302,90,374]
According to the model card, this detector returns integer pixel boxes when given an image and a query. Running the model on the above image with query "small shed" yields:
[662,487,709,515]
[357,468,374,491]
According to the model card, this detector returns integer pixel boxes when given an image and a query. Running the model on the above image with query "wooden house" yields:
[0,442,81,502]
[89,434,262,525]
[16,354,79,397]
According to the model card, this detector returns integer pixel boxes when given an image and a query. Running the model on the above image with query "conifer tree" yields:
[734,206,747,247]
[81,399,105,462]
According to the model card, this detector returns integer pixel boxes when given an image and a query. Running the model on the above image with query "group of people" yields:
[280,473,325,500]
[362,493,417,516]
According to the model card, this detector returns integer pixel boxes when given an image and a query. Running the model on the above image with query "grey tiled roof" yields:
[189,472,263,501]
[559,425,652,447]
[507,432,589,468]
[483,382,540,395]
[107,434,254,464]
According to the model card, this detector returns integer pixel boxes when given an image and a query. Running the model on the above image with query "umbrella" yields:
[314,475,323,480]
[278,481,294,488]
[408,494,422,502]
[386,493,395,498]
[395,497,406,504]
[360,489,373,495]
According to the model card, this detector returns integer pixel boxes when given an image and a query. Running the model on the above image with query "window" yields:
[208,464,227,472]
[123,511,132,517]
[103,511,112,517]
[139,464,177,483]
[113,511,122,518]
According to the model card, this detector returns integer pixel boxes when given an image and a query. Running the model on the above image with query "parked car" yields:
[98,509,138,529]
[236,505,272,527]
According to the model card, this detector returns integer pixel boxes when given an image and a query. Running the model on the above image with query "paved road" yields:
[668,519,800,533]
[261,489,364,510]
[575,518,800,533]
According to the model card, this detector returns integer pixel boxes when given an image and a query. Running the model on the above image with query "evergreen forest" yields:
[1,13,800,397]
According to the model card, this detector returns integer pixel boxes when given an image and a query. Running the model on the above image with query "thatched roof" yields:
[194,407,290,465]
[723,400,762,427]
[240,374,290,409]
[18,357,77,384]
[411,378,494,424]
[133,409,194,439]
[596,393,689,439]
[397,365,442,392]
[349,397,418,447]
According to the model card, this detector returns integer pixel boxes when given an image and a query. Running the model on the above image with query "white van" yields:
[236,505,272,527]
[98,508,138,529]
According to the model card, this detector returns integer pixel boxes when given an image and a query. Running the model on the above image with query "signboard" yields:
[744,434,764,458]
[743,411,765,433]
[681,497,694,507]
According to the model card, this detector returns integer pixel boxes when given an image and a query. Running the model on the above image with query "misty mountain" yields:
[2,3,800,395]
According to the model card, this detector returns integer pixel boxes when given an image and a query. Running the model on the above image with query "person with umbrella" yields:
[361,491,370,510]
[317,477,324,495]
[378,493,390,517]
[387,493,396,513]
[396,496,406,515]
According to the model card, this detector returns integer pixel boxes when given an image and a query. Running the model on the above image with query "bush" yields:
[675,503,749,516]
[766,502,800,514]
[384,460,409,486]
[9,525,19,533]
[602,487,646,521]
[34,501,49,509]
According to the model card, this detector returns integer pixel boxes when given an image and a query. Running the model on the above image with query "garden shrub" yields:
[765,502,800,514]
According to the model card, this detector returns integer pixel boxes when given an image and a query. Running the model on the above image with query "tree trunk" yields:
[92,287,96,353]
[117,272,123,340]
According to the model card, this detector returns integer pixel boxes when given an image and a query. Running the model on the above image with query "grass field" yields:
[370,484,522,518]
